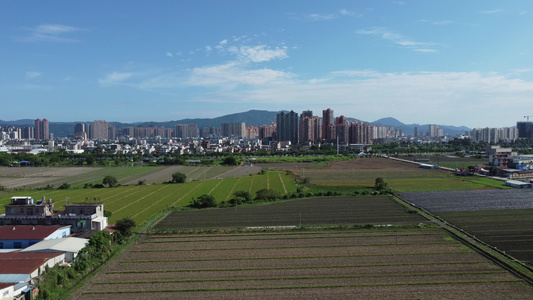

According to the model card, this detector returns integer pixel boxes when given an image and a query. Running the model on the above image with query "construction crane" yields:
[525,115,533,122]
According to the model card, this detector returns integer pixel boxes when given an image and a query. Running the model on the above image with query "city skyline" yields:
[2,1,533,128]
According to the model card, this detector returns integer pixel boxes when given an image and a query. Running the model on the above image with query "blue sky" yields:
[2,1,532,128]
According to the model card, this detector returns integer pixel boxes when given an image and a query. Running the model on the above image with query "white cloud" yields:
[189,70,533,127]
[339,9,363,17]
[295,9,363,21]
[25,71,42,79]
[98,72,135,85]
[231,45,289,63]
[357,27,437,53]
[480,9,504,14]
[432,20,454,25]
[307,13,337,21]
[187,62,293,87]
[166,52,174,57]
[15,24,85,43]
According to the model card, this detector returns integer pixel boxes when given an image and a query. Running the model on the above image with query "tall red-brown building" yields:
[34,118,49,140]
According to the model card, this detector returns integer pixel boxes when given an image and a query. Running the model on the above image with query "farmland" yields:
[265,157,507,192]
[0,170,297,225]
[399,189,533,268]
[153,196,427,230]
[0,164,261,190]
[71,228,533,299]
[3,156,533,299]
[438,209,533,266]
[398,189,533,212]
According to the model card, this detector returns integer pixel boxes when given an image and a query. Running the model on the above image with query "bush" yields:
[222,156,238,166]
[103,175,118,187]
[255,189,281,202]
[58,183,71,190]
[230,190,251,205]
[171,172,186,183]
[115,218,136,237]
[375,177,388,191]
[190,194,217,209]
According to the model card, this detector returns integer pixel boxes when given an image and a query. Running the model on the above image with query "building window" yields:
[0,242,3,249]
[14,242,22,248]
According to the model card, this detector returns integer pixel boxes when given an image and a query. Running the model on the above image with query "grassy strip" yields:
[144,230,443,243]
[83,279,523,294]
[131,241,456,253]
[107,261,490,274]
[94,271,508,285]
[119,251,470,264]
[149,223,438,235]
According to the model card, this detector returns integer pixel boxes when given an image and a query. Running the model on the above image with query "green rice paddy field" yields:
[0,170,297,225]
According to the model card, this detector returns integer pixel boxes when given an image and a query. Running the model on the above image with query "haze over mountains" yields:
[0,110,472,138]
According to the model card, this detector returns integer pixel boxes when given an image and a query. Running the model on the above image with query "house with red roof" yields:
[0,225,71,249]
[0,252,65,299]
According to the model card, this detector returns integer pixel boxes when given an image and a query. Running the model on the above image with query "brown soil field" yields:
[0,166,101,189]
[122,165,262,185]
[70,229,533,300]
[261,157,449,185]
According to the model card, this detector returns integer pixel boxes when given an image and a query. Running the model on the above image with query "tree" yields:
[102,175,118,187]
[171,172,186,183]
[190,194,217,208]
[229,190,252,205]
[115,218,136,237]
[58,183,71,190]
[222,156,238,166]
[374,177,388,191]
[255,189,281,202]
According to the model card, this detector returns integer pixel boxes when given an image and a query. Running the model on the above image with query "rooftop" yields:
[0,252,64,274]
[0,225,69,240]
[20,237,88,253]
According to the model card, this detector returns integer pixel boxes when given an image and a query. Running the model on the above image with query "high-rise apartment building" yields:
[517,122,533,139]
[258,123,276,140]
[221,123,246,138]
[428,124,439,137]
[91,120,109,140]
[349,123,372,145]
[21,127,34,140]
[175,124,199,138]
[276,110,298,144]
[34,118,49,140]
[322,108,335,142]
[299,110,316,143]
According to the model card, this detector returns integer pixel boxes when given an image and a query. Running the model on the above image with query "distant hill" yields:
[1,112,472,138]
[137,110,279,129]
[371,117,470,136]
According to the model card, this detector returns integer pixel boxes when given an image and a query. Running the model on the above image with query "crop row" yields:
[398,189,533,212]
[153,196,427,230]
[0,170,297,225]
[71,228,533,300]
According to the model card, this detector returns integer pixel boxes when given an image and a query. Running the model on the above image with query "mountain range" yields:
[0,110,470,138]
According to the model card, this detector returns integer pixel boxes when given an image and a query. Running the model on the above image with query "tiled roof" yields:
[0,282,15,289]
[0,225,69,240]
[0,252,64,274]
